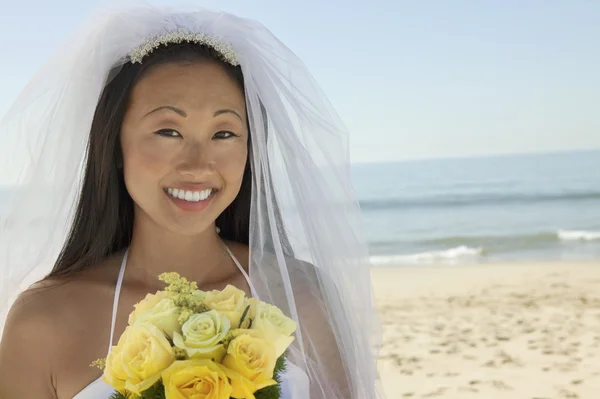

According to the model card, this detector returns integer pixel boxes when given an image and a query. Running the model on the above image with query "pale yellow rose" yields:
[204,285,248,328]
[172,310,230,362]
[128,291,169,324]
[129,296,181,339]
[251,301,297,357]
[103,323,175,394]
[162,359,232,399]
[222,330,278,395]
[192,289,206,300]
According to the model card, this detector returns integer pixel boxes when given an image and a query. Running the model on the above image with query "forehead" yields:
[128,61,246,113]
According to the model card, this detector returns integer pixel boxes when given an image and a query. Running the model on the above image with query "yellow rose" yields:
[128,291,169,323]
[129,296,181,339]
[204,285,248,328]
[162,359,232,399]
[192,289,206,301]
[251,301,297,357]
[103,323,175,394]
[222,330,278,396]
[220,366,259,399]
[172,310,230,362]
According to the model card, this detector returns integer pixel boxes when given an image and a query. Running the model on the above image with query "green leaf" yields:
[109,391,127,399]
[238,304,250,327]
[140,380,166,399]
[254,354,288,399]
[274,354,287,375]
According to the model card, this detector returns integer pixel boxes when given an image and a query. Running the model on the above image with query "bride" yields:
[0,4,383,398]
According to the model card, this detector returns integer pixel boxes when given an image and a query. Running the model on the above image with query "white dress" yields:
[72,247,309,398]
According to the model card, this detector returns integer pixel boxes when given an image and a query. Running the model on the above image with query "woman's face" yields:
[120,61,248,235]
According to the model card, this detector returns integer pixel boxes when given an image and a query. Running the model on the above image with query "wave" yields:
[368,229,600,265]
[371,229,600,254]
[423,230,600,248]
[360,191,600,212]
[370,229,600,253]
[370,246,484,266]
[557,230,600,241]
[421,232,557,250]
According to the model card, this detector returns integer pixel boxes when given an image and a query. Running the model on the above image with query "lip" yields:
[165,183,219,191]
[164,187,218,212]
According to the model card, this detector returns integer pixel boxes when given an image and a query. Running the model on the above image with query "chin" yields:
[163,210,220,235]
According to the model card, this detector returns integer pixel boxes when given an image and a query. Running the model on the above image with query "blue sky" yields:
[0,0,598,163]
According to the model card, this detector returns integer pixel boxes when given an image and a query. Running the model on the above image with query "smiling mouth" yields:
[164,187,218,202]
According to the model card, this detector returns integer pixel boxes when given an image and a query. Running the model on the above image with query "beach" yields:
[373,261,600,399]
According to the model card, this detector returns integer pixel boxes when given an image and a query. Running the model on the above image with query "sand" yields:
[372,261,600,399]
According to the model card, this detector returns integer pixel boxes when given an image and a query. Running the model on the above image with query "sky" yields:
[0,0,598,165]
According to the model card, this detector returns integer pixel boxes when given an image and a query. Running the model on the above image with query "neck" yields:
[125,215,231,290]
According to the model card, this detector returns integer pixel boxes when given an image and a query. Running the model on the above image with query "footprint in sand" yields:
[444,372,460,377]
[457,386,478,393]
[422,387,448,397]
[490,380,512,390]
[558,388,579,398]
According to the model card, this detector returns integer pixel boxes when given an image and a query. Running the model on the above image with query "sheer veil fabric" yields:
[0,4,384,398]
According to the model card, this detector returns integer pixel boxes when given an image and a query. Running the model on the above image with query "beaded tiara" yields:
[128,30,238,66]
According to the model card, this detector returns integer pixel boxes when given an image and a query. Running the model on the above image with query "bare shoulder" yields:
[4,251,123,333]
[282,258,351,396]
[0,252,123,398]
[286,257,327,297]
[0,278,74,397]
[2,277,75,353]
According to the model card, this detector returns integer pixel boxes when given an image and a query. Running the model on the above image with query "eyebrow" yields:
[213,109,244,122]
[145,105,187,118]
[144,106,243,121]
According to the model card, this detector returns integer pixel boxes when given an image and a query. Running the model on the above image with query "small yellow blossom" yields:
[159,272,198,295]
[90,358,106,370]
[159,272,209,324]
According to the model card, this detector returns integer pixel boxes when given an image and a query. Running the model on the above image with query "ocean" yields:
[352,150,600,266]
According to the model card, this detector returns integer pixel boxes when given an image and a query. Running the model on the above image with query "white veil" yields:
[0,4,383,398]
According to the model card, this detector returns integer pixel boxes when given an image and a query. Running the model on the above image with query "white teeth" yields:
[166,188,213,202]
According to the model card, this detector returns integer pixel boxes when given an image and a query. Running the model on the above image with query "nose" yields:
[176,141,214,178]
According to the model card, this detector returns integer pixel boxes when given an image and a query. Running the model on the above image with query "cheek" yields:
[122,140,172,205]
[214,145,248,184]
[122,137,174,188]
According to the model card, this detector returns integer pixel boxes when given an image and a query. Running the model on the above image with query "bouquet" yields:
[92,272,297,399]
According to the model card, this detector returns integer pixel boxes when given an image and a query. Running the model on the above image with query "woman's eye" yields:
[213,131,237,139]
[155,129,182,138]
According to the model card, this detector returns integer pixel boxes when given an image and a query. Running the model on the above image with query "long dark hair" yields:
[46,43,252,279]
